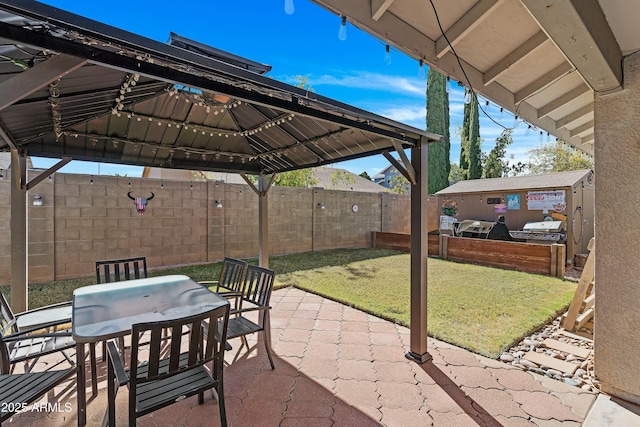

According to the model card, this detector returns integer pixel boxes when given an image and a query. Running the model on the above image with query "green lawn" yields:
[1,248,576,358]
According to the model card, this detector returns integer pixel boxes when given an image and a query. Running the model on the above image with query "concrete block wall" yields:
[0,172,410,284]
[381,192,411,233]
[52,174,208,280]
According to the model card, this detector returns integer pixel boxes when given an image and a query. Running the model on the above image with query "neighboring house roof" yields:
[312,166,388,192]
[435,170,594,195]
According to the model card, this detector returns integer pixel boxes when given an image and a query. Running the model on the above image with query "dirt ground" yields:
[564,265,584,281]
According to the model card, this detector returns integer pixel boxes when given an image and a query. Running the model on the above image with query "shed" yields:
[434,170,594,263]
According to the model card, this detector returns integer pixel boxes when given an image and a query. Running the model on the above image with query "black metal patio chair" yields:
[0,292,76,373]
[96,256,148,284]
[206,265,276,369]
[0,333,78,426]
[198,257,248,311]
[105,304,230,426]
[94,256,149,361]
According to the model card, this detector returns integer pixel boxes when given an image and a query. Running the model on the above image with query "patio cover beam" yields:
[435,0,505,59]
[484,31,548,86]
[371,0,395,21]
[521,0,622,93]
[25,157,71,191]
[0,53,86,112]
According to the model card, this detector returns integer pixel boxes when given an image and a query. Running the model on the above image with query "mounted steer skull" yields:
[127,192,154,215]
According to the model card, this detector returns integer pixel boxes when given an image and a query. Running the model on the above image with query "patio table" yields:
[72,274,229,427]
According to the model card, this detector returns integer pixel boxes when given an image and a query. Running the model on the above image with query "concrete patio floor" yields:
[8,286,600,426]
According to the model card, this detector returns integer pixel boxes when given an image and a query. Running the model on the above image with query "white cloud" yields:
[279,71,426,97]
[377,106,425,124]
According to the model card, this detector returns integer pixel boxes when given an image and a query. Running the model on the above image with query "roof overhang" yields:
[0,0,441,175]
[311,0,638,157]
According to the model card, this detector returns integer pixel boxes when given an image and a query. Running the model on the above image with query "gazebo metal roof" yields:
[0,0,441,176]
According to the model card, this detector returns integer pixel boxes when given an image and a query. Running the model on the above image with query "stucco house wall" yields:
[594,49,640,404]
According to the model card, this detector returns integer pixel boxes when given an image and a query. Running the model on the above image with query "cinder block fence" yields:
[0,173,410,284]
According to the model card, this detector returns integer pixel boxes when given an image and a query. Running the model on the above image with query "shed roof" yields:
[435,170,593,195]
[0,1,440,176]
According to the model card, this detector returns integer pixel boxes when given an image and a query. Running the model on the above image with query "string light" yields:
[384,45,392,65]
[463,89,471,105]
[284,0,294,15]
[338,16,347,41]
[446,77,451,94]
[418,59,425,79]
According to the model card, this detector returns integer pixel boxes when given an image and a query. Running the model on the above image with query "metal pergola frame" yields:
[0,1,440,365]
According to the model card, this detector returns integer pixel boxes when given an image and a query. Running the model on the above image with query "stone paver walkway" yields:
[8,287,597,426]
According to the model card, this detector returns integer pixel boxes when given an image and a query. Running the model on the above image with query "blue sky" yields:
[33,0,544,177]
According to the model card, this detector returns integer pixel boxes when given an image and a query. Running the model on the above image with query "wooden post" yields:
[550,244,558,277]
[258,175,269,268]
[440,234,449,260]
[563,238,595,330]
[10,149,28,312]
[556,244,566,278]
[406,137,431,364]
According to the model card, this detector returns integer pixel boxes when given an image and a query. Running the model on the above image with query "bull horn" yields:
[127,191,135,200]
[147,192,154,201]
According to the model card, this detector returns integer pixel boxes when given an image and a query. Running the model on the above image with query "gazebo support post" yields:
[10,149,28,312]
[406,137,431,363]
[258,174,270,268]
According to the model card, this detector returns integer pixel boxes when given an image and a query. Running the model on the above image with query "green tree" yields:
[389,173,410,195]
[328,170,356,190]
[426,68,450,194]
[295,75,315,93]
[467,92,482,179]
[274,169,318,187]
[525,140,594,174]
[459,106,470,180]
[359,171,372,181]
[448,162,465,184]
[484,129,513,178]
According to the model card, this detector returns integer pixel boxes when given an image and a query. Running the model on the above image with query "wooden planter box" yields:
[372,232,566,277]
[372,232,439,255]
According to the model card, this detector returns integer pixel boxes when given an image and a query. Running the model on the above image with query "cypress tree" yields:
[459,99,470,180]
[426,68,450,194]
[467,92,482,179]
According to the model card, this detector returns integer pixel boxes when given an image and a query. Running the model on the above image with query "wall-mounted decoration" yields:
[526,190,566,213]
[128,192,154,215]
[487,197,501,205]
[506,194,520,210]
[494,204,507,213]
[441,199,458,217]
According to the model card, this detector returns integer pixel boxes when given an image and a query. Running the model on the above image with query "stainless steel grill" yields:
[509,220,566,243]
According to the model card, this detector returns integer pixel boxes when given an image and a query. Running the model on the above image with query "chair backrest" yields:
[217,257,248,294]
[242,265,275,309]
[0,330,10,374]
[129,303,230,386]
[0,292,17,337]
[96,256,148,284]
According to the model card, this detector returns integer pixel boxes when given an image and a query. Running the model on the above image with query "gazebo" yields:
[0,1,440,363]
